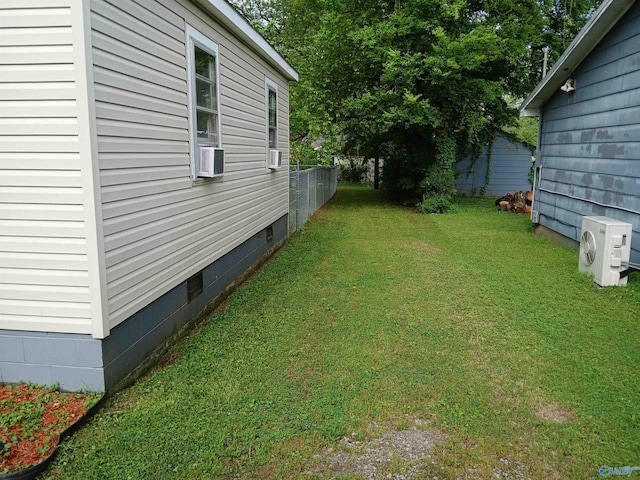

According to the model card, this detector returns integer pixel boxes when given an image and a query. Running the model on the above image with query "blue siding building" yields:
[521,0,640,264]
[455,133,533,196]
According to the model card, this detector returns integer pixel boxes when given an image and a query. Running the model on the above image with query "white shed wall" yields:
[0,1,101,335]
[91,0,291,329]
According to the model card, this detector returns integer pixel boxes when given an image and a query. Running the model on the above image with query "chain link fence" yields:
[289,165,338,234]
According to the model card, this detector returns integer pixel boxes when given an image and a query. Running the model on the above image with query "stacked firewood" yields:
[495,191,533,214]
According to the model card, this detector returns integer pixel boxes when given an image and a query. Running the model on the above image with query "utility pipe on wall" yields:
[542,46,550,77]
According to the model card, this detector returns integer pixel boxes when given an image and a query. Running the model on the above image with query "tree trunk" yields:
[374,155,380,190]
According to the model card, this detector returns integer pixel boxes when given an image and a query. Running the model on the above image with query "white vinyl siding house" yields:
[0,0,297,391]
[0,1,105,337]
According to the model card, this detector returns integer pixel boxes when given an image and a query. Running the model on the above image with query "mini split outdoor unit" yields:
[269,149,282,170]
[197,147,224,178]
[579,216,632,287]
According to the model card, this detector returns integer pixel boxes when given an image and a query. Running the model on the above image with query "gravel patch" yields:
[310,419,532,480]
[491,457,531,480]
[321,424,444,480]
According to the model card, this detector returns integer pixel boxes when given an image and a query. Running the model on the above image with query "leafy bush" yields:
[417,136,457,213]
[339,161,368,183]
[416,194,458,214]
[290,141,317,166]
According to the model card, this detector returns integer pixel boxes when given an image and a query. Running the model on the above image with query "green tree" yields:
[542,0,601,64]
[229,0,334,164]
[230,0,598,209]
[316,0,547,209]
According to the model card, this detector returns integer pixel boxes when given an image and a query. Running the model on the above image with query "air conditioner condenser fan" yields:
[580,230,596,266]
[579,216,633,287]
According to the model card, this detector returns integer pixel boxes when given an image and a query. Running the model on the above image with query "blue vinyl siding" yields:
[535,0,640,263]
[455,134,533,196]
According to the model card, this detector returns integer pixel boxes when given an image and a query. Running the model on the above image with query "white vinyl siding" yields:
[0,1,95,335]
[92,0,291,329]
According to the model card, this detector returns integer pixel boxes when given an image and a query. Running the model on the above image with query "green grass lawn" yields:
[44,185,640,479]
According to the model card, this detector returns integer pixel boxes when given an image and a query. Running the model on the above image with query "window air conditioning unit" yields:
[269,149,282,170]
[198,147,224,178]
[579,216,632,287]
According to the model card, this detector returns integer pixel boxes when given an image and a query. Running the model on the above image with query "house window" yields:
[266,79,278,150]
[186,26,221,178]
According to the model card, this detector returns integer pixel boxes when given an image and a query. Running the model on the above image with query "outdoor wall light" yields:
[560,78,575,93]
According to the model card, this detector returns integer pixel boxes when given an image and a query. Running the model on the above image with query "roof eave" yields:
[195,0,299,82]
[520,108,541,117]
[520,0,635,116]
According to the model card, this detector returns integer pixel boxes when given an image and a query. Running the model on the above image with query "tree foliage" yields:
[230,0,598,208]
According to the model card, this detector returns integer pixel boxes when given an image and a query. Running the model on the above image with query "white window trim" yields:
[265,77,278,167]
[186,25,222,180]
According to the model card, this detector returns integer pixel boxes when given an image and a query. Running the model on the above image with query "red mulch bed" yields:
[0,384,99,475]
